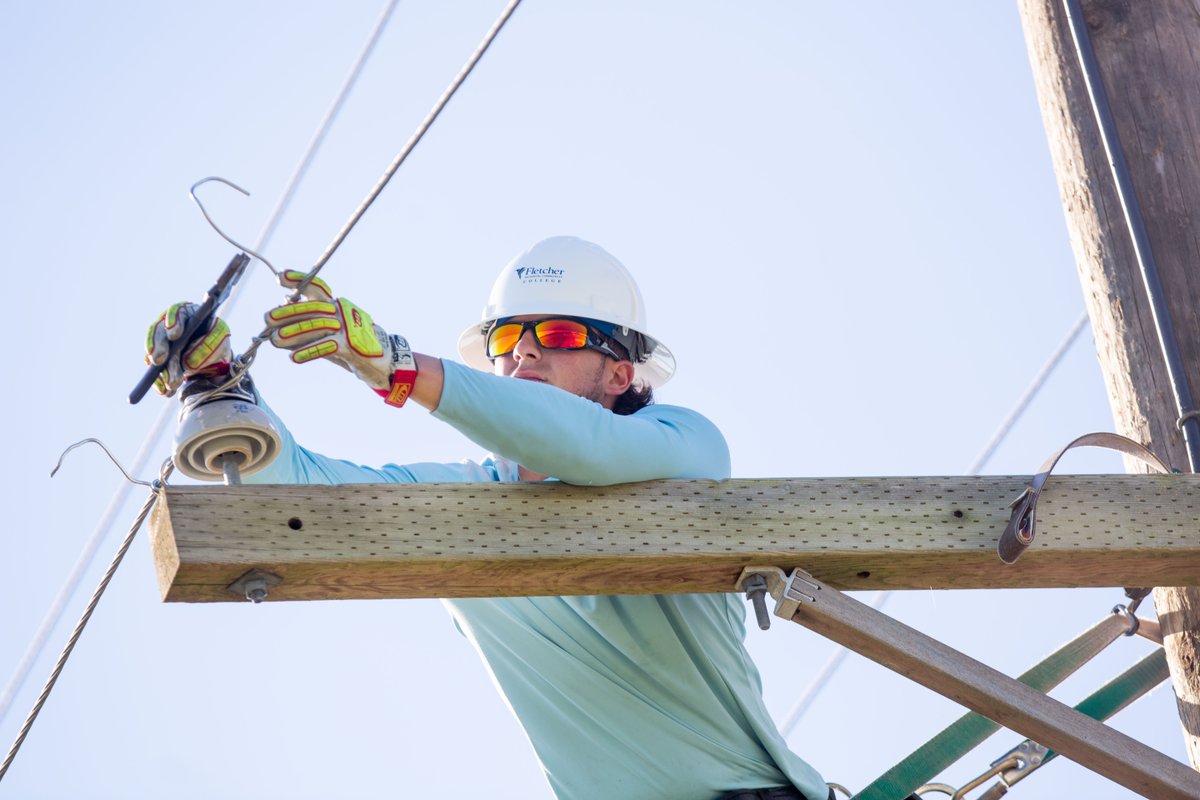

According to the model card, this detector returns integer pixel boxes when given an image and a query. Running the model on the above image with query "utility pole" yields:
[1019,0,1200,768]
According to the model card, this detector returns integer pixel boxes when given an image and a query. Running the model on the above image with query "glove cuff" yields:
[374,335,418,407]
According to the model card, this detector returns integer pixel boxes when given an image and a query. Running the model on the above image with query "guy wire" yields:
[0,0,401,740]
[780,309,1091,738]
[298,0,524,293]
[201,0,525,393]
[0,463,175,782]
[1,0,525,770]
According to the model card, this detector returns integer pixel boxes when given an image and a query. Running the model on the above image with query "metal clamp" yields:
[990,740,1049,789]
[736,567,820,628]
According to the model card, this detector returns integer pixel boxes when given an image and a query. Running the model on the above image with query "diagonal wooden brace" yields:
[737,567,1200,800]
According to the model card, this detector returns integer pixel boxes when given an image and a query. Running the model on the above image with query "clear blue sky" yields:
[0,2,1183,798]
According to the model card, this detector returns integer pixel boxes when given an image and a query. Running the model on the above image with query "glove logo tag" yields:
[378,368,418,408]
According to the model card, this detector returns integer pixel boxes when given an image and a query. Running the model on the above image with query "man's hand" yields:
[145,302,232,397]
[265,271,416,399]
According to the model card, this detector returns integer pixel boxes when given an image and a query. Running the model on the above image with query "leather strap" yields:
[998,433,1171,564]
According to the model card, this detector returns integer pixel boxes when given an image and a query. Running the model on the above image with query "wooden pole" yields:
[1018,0,1200,767]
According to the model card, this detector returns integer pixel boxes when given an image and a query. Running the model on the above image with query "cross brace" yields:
[148,475,1200,602]
[739,566,1200,800]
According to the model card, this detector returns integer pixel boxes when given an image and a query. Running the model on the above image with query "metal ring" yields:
[1112,604,1140,637]
[1177,410,1200,430]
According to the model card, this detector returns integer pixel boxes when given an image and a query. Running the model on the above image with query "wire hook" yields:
[189,177,280,276]
[51,439,154,487]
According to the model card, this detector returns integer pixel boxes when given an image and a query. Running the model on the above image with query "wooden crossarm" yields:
[148,475,1200,602]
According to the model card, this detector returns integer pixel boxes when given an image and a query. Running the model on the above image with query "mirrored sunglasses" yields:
[485,317,625,361]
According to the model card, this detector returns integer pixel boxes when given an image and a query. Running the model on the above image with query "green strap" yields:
[1043,648,1169,762]
[971,648,1169,797]
[852,613,1129,800]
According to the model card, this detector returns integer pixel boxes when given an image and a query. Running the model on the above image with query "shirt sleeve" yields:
[244,392,504,486]
[431,360,731,485]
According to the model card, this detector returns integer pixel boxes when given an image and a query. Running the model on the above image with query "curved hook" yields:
[51,439,153,487]
[189,177,280,276]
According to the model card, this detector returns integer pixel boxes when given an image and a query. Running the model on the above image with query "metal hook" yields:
[1112,603,1141,637]
[189,177,280,276]
[51,439,153,487]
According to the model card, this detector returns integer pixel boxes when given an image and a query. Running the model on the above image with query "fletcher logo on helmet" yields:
[514,266,565,284]
[459,236,676,389]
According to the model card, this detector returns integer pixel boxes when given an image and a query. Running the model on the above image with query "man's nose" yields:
[512,328,542,360]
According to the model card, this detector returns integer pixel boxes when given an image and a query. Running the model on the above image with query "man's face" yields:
[492,315,630,407]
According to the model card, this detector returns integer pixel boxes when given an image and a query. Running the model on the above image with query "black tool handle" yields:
[128,252,251,404]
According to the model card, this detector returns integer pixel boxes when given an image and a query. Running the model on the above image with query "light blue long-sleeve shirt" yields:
[248,360,828,800]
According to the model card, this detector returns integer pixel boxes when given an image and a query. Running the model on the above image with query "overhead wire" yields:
[966,310,1090,475]
[0,462,175,780]
[1,0,527,768]
[0,0,401,733]
[779,310,1092,738]
[188,0,525,399]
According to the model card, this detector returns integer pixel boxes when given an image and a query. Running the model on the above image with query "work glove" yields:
[265,270,417,406]
[145,302,232,397]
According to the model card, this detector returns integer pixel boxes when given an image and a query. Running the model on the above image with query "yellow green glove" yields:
[265,271,416,404]
[145,302,232,397]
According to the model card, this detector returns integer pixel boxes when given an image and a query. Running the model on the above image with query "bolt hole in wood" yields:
[953,509,964,518]
[287,517,303,530]
[858,571,871,578]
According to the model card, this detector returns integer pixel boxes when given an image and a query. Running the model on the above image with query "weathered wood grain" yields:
[148,475,1200,602]
[1020,0,1200,768]
[780,570,1200,800]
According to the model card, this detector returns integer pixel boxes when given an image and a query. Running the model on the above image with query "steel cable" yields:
[0,0,522,774]
[197,0,525,396]
[780,310,1091,738]
[0,463,174,781]
[0,0,401,739]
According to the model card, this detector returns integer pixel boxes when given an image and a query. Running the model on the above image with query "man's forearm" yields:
[410,353,445,411]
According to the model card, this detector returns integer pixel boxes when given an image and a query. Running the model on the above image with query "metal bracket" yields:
[992,740,1050,788]
[226,568,282,603]
[736,566,820,628]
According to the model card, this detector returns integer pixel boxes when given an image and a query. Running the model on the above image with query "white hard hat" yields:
[457,236,675,387]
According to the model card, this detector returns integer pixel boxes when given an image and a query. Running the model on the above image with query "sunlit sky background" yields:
[1,2,1185,798]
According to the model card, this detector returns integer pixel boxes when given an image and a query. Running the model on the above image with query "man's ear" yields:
[605,360,636,398]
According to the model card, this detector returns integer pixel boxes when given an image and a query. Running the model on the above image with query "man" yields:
[148,235,831,800]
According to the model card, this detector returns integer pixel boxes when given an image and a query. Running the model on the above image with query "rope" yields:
[0,0,401,732]
[0,462,174,782]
